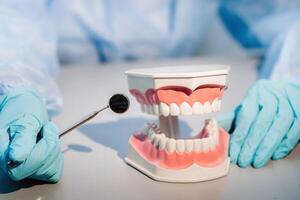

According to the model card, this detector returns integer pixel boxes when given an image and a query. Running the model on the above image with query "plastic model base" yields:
[125,65,230,183]
[125,145,230,183]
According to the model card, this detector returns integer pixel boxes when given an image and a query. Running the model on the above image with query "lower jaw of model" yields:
[125,65,230,183]
[126,118,230,183]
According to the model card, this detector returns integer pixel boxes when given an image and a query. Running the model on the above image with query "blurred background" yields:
[199,15,248,57]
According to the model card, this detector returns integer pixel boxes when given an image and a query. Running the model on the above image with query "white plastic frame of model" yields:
[125,65,230,183]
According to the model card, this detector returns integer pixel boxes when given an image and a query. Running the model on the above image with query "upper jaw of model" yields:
[125,65,230,183]
[126,65,229,116]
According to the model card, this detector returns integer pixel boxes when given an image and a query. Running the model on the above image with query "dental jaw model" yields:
[125,65,230,183]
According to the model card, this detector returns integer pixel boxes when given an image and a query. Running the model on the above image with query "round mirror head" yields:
[109,94,130,114]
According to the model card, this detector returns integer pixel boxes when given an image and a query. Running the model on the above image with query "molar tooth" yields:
[180,102,192,115]
[192,102,203,114]
[212,127,219,144]
[158,134,167,150]
[153,134,162,147]
[203,102,212,113]
[176,139,185,153]
[208,119,219,141]
[150,133,156,142]
[147,128,156,140]
[166,138,176,153]
[202,138,210,152]
[214,132,219,145]
[170,103,180,116]
[185,139,194,153]
[146,105,153,114]
[194,139,202,152]
[159,102,170,116]
[153,104,159,115]
[150,105,155,114]
[212,99,220,112]
[209,136,216,150]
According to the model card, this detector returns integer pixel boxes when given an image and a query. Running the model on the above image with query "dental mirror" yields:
[59,93,130,138]
[7,93,130,169]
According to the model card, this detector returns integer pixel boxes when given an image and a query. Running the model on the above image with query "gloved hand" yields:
[219,80,300,168]
[0,87,63,182]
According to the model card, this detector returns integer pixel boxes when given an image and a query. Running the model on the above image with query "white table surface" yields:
[1,57,300,200]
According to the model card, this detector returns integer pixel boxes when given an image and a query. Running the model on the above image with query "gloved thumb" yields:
[8,114,41,163]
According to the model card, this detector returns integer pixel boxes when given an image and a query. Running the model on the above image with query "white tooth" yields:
[180,102,192,115]
[146,105,152,114]
[205,119,214,137]
[153,134,162,147]
[202,138,210,152]
[209,136,217,150]
[147,128,156,140]
[212,99,219,112]
[170,103,180,116]
[153,104,159,115]
[150,133,156,142]
[216,99,221,111]
[214,131,219,144]
[144,104,148,112]
[194,139,202,152]
[203,102,212,113]
[158,135,167,150]
[150,105,155,114]
[192,102,203,114]
[207,118,219,144]
[159,103,170,116]
[176,139,185,153]
[166,138,176,153]
[185,139,194,153]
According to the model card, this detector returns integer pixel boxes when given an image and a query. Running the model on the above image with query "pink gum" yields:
[129,88,224,106]
[156,87,223,105]
[129,129,229,170]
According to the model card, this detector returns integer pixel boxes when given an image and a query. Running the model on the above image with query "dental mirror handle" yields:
[59,93,129,138]
[59,105,109,138]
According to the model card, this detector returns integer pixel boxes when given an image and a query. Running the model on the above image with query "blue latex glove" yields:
[0,88,63,182]
[219,80,300,168]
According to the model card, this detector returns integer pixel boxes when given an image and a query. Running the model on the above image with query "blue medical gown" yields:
[219,0,300,82]
[0,0,217,115]
[0,0,299,115]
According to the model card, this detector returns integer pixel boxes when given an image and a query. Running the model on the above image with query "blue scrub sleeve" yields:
[0,1,62,116]
[219,0,300,82]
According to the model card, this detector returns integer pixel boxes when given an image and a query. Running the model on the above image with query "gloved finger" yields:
[7,115,41,163]
[272,118,300,160]
[30,147,63,183]
[229,87,259,164]
[237,96,277,167]
[7,122,59,181]
[253,98,294,168]
[29,124,63,183]
[217,108,239,133]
